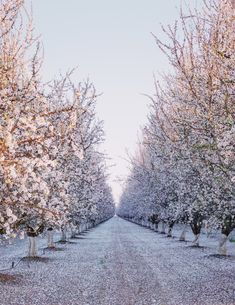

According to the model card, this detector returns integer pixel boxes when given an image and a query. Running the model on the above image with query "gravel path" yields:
[0,216,235,305]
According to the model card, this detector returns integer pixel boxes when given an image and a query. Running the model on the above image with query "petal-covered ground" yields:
[0,216,235,305]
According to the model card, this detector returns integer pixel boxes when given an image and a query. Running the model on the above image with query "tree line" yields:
[0,0,115,256]
[117,0,235,255]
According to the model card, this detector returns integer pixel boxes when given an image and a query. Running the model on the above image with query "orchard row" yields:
[0,0,115,256]
[117,0,235,255]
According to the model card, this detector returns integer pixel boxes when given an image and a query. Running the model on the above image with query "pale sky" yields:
[28,0,201,202]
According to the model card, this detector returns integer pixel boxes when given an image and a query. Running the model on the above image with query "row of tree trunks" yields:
[130,218,232,256]
[26,224,93,257]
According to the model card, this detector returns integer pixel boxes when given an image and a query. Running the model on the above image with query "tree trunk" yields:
[190,215,202,246]
[161,222,166,234]
[167,225,173,237]
[61,229,67,242]
[192,233,200,246]
[205,221,211,237]
[154,223,158,231]
[28,236,37,257]
[179,224,187,241]
[71,229,77,238]
[218,234,228,256]
[47,230,55,248]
